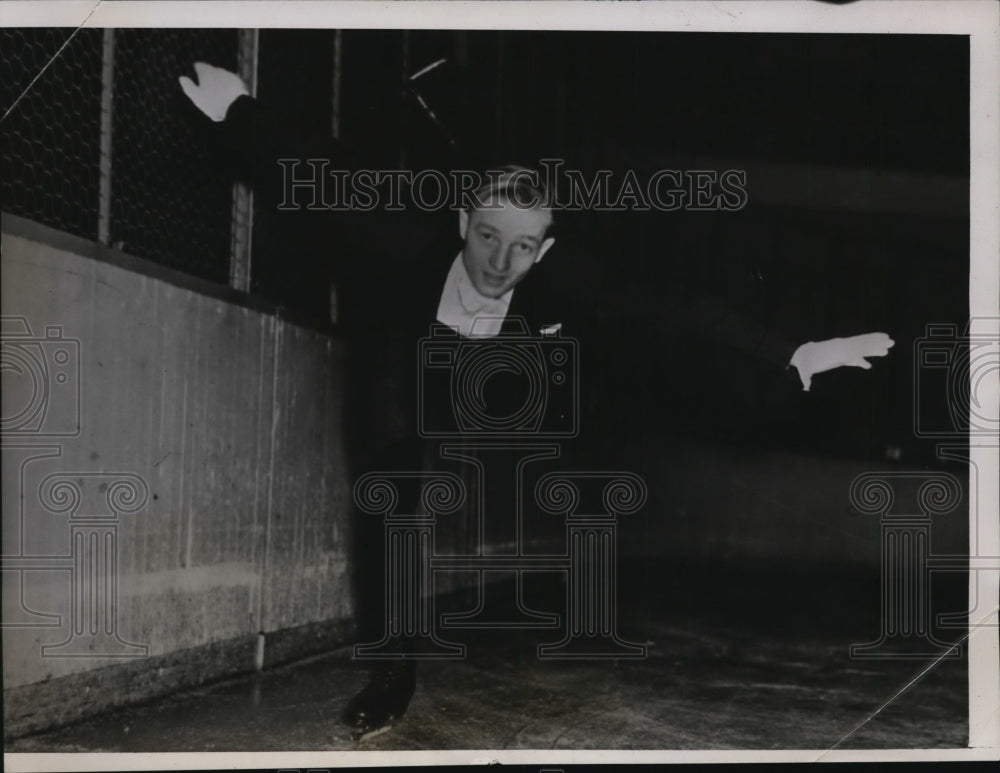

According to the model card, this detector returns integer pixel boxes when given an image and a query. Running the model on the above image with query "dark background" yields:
[0,29,976,749]
[2,30,970,464]
[246,30,969,465]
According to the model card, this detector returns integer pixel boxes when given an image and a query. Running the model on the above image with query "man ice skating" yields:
[179,60,895,737]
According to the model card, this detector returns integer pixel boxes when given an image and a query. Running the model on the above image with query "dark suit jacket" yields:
[217,95,801,470]
[214,95,810,635]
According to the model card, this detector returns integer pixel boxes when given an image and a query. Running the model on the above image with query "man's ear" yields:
[459,209,469,240]
[535,237,555,263]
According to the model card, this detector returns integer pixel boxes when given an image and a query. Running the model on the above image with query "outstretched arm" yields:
[677,294,894,391]
[178,62,248,122]
[177,61,440,300]
[179,61,358,187]
[788,333,894,391]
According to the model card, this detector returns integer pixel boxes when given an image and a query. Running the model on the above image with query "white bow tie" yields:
[437,253,513,338]
[456,262,511,317]
[459,293,508,318]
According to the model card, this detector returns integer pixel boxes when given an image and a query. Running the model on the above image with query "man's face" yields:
[459,200,554,298]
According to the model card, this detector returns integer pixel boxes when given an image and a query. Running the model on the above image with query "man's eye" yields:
[479,231,495,242]
[516,242,534,253]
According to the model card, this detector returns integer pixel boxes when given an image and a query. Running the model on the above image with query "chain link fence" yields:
[2,28,239,284]
[2,28,455,317]
[110,29,239,282]
[2,28,104,241]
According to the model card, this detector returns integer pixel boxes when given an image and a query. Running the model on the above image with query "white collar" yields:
[436,253,513,338]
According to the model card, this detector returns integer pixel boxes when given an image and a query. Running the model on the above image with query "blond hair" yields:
[467,165,552,215]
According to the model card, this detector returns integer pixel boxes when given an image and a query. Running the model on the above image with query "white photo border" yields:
[2,0,998,769]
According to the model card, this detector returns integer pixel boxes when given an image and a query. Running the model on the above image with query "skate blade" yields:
[356,722,394,742]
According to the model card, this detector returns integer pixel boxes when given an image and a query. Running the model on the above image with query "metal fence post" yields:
[229,29,259,293]
[97,29,115,246]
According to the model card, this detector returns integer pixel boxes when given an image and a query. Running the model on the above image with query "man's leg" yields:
[340,340,421,735]
[341,496,417,736]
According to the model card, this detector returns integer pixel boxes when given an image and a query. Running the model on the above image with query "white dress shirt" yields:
[435,253,513,338]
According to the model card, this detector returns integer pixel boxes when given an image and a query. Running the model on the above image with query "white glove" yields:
[789,332,895,391]
[178,62,249,122]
